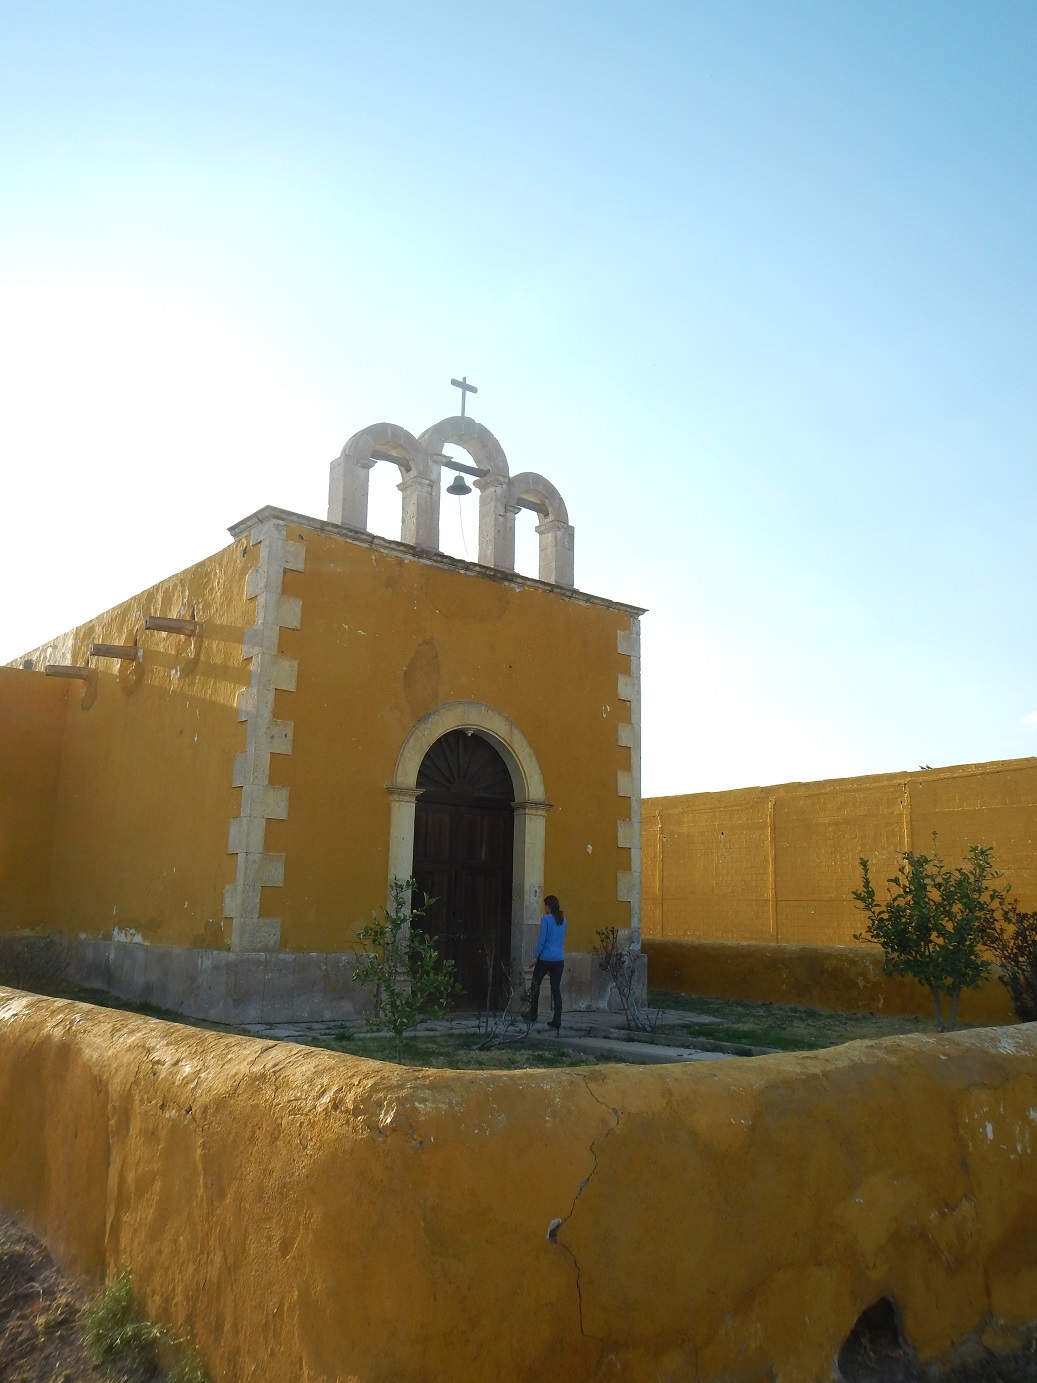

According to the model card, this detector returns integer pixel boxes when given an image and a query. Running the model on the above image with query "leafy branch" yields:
[353,876,462,1061]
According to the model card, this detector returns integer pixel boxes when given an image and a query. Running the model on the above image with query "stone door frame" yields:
[386,701,550,979]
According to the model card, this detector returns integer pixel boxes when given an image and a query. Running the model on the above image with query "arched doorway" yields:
[412,729,514,1007]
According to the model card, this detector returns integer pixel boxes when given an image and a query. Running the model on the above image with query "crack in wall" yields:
[549,1075,621,1344]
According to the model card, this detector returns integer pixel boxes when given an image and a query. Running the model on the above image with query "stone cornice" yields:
[229,505,647,618]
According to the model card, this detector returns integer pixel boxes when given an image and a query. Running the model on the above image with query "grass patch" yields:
[3,967,1007,1067]
[650,991,965,1052]
[84,1270,210,1382]
[306,1029,604,1069]
[84,1271,165,1373]
[0,1216,212,1383]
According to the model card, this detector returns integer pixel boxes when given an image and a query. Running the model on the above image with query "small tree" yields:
[593,927,654,1032]
[979,899,1037,1022]
[853,841,1001,1031]
[353,876,461,1061]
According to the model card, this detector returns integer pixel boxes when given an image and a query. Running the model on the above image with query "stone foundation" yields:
[0,934,646,1025]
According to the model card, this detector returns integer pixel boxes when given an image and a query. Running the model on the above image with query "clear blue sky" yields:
[2,1,1035,795]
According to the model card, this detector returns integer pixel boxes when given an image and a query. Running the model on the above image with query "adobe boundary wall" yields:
[2,986,1037,1382]
[643,756,1037,947]
[644,938,1018,1025]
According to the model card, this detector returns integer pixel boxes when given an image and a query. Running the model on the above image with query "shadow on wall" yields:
[644,938,1018,1026]
[1,986,1036,1382]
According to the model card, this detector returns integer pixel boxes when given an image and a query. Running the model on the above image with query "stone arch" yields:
[480,470,575,587]
[417,416,510,479]
[506,471,569,525]
[328,422,439,549]
[419,417,512,574]
[386,700,550,976]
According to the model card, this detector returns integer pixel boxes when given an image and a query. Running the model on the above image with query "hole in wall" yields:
[837,1298,916,1382]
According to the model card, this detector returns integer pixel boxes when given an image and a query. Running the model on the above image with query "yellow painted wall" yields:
[266,526,634,952]
[3,985,1037,1382]
[644,758,1037,946]
[644,939,1017,1024]
[0,670,68,931]
[3,517,634,958]
[14,544,255,946]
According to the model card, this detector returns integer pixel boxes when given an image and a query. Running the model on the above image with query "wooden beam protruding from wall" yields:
[89,643,142,661]
[143,616,199,636]
[45,665,91,680]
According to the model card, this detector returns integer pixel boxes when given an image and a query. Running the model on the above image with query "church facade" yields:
[1,415,644,1021]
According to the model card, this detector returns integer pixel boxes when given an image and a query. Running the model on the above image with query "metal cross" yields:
[450,376,478,419]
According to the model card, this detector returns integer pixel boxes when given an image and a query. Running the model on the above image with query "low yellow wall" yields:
[645,938,1018,1024]
[2,986,1036,1382]
[0,669,67,931]
[643,758,1037,946]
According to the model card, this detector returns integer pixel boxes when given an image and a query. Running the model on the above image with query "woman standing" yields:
[522,894,567,1030]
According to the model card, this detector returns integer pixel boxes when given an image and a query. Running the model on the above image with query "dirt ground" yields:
[0,1215,110,1383]
[0,1217,193,1383]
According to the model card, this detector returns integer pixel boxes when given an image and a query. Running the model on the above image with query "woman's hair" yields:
[544,894,565,923]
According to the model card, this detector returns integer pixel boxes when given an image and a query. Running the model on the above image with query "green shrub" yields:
[854,841,1003,1031]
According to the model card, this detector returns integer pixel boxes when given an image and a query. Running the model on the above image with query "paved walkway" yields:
[238,1007,773,1064]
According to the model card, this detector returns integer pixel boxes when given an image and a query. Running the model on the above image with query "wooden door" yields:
[411,731,515,1006]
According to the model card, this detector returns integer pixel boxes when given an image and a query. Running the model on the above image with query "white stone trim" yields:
[325,420,576,587]
[329,422,439,549]
[386,700,549,977]
[223,517,304,951]
[475,469,575,587]
[616,618,643,946]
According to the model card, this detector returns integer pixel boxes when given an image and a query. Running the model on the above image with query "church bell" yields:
[446,473,472,497]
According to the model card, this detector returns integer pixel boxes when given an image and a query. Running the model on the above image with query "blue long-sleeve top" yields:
[535,913,567,962]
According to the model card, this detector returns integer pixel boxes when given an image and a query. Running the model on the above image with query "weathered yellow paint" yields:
[13,543,255,945]
[0,669,68,930]
[644,758,1037,946]
[644,938,1017,1024]
[3,517,633,958]
[2,985,1036,1382]
[266,525,633,952]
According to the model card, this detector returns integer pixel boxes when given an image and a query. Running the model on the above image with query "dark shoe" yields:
[548,1020,561,1031]
[520,1011,534,1023]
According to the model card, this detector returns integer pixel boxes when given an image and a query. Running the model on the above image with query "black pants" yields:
[529,960,564,1024]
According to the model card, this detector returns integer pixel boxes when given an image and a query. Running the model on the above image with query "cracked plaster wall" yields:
[2,986,1037,1383]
